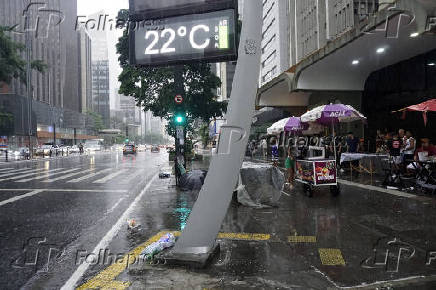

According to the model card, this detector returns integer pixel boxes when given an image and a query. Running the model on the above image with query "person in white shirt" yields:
[403,131,416,162]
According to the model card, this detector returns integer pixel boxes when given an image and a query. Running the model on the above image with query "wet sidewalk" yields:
[76,159,436,290]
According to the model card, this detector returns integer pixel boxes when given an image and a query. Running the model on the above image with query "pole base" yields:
[156,244,220,269]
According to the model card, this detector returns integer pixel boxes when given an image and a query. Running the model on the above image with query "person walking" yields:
[79,143,84,155]
[271,139,279,166]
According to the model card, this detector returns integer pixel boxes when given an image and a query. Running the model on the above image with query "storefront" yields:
[363,49,436,148]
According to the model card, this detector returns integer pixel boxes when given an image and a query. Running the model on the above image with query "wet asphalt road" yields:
[0,151,167,290]
[1,153,436,289]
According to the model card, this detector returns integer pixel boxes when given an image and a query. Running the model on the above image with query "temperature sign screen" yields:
[130,9,237,66]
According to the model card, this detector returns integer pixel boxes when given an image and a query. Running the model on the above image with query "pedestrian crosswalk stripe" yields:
[318,248,346,266]
[93,169,129,184]
[6,168,64,181]
[119,170,145,184]
[43,168,95,183]
[0,168,48,181]
[0,168,13,173]
[16,168,80,183]
[0,168,39,178]
[0,190,44,207]
[67,168,112,183]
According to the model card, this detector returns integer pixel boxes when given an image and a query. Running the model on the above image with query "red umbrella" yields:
[395,99,436,126]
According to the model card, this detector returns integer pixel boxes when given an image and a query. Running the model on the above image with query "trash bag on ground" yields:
[179,170,207,191]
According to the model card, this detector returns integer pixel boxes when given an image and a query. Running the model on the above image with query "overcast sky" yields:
[77,0,128,110]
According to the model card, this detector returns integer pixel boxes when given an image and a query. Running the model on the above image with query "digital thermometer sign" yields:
[130,9,237,66]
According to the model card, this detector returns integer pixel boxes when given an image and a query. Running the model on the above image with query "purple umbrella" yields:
[301,104,365,124]
[284,117,309,133]
[301,104,366,160]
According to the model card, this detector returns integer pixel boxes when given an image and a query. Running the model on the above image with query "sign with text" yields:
[130,9,237,66]
[314,161,337,185]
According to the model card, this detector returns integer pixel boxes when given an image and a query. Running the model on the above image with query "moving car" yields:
[137,144,147,152]
[123,144,137,155]
[151,145,160,153]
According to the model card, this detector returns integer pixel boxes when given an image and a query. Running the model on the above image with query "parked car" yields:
[151,145,160,153]
[69,145,80,154]
[36,144,54,156]
[123,144,137,155]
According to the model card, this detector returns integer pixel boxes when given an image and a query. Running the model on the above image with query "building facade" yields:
[0,0,96,146]
[259,0,290,86]
[78,27,93,114]
[257,0,436,146]
[87,11,111,129]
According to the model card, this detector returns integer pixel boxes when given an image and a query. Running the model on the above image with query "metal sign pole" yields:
[169,0,262,262]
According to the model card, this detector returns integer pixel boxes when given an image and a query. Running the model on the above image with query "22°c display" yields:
[130,9,237,66]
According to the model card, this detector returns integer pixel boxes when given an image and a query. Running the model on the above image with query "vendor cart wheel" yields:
[304,184,313,198]
[330,184,340,197]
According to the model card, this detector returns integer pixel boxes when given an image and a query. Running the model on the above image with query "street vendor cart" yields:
[295,147,340,197]
[298,103,367,197]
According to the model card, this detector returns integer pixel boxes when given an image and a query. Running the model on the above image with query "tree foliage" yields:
[116,10,227,137]
[0,26,46,85]
[87,110,104,133]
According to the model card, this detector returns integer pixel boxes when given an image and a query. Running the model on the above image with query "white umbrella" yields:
[267,118,289,135]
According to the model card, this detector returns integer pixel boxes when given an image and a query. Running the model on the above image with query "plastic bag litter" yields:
[141,233,176,260]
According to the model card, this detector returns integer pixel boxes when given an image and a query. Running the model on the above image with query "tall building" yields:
[0,0,64,107]
[87,11,111,128]
[0,0,96,146]
[259,0,290,86]
[78,27,93,114]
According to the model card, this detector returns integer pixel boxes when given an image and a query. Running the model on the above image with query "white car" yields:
[36,144,53,156]
[69,145,80,154]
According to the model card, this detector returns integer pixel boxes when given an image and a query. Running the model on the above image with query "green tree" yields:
[198,123,212,149]
[0,26,46,85]
[116,10,226,137]
[87,110,104,133]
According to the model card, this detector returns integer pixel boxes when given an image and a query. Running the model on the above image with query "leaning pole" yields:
[171,0,262,260]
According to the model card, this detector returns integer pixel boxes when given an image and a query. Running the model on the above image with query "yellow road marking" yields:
[77,231,173,290]
[217,232,270,241]
[318,248,346,266]
[77,231,270,289]
[288,236,316,243]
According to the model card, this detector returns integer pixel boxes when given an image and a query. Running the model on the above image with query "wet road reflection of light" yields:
[174,195,191,230]
[44,161,50,170]
[90,156,95,167]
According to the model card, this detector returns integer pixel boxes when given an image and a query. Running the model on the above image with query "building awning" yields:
[257,0,436,107]
[256,72,310,108]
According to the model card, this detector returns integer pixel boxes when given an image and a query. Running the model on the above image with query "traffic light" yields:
[125,139,129,143]
[174,113,186,125]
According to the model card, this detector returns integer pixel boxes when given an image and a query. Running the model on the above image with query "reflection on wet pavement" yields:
[104,174,436,289]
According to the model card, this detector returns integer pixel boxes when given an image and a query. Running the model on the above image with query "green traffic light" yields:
[175,114,185,124]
